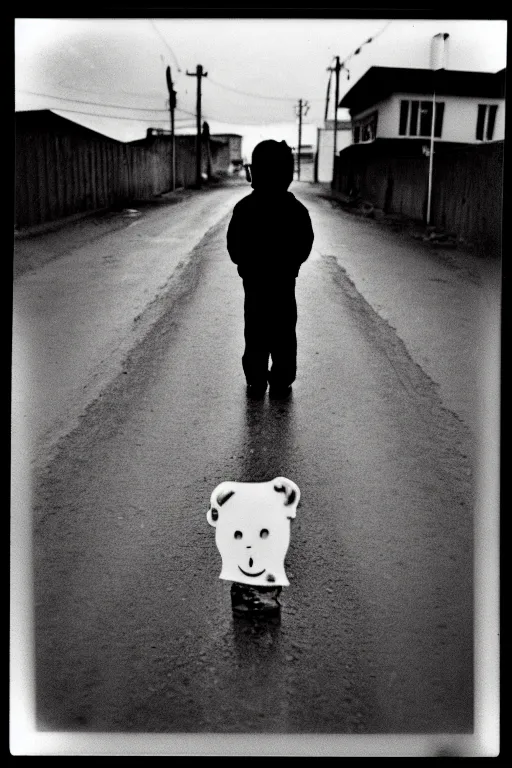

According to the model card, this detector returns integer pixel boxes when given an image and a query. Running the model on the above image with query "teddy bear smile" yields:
[238,565,266,577]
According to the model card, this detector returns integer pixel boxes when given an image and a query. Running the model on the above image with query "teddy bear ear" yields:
[273,477,300,517]
[207,482,236,527]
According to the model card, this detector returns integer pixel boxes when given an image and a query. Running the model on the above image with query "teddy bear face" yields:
[207,477,300,588]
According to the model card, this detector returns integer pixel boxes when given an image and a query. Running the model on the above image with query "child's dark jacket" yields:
[227,189,314,281]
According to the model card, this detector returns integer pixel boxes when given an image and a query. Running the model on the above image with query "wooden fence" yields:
[15,121,199,230]
[430,142,503,254]
[333,140,504,255]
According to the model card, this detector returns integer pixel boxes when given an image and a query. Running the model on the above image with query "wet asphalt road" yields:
[32,191,474,737]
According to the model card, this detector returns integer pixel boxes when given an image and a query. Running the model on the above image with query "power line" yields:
[18,89,168,113]
[56,81,175,100]
[49,77,321,106]
[21,102,314,129]
[325,20,393,126]
[206,76,323,103]
[36,106,194,124]
[17,93,317,128]
[148,20,182,73]
[333,19,393,77]
[206,77,295,101]
[17,89,199,118]
[18,76,324,126]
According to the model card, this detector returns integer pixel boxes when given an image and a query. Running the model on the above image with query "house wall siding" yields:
[441,95,504,142]
[353,98,394,137]
[353,93,505,143]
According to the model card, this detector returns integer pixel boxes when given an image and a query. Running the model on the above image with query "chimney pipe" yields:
[431,32,449,70]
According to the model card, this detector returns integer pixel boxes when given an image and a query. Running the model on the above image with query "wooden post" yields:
[166,66,177,191]
[327,56,342,184]
[186,64,208,188]
[426,90,436,225]
[333,56,341,162]
[297,99,302,181]
[295,99,309,182]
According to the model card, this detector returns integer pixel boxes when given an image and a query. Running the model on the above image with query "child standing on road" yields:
[227,139,314,398]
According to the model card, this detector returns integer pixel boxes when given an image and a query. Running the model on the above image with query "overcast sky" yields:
[15,17,507,160]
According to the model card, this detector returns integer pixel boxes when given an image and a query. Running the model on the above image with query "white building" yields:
[339,66,505,148]
[315,119,352,182]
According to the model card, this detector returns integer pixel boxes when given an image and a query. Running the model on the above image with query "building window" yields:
[434,103,445,137]
[399,101,409,134]
[409,101,419,136]
[476,104,498,141]
[353,111,378,144]
[399,99,444,138]
[419,102,433,136]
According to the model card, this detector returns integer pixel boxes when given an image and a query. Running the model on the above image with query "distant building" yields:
[315,119,352,182]
[135,127,237,179]
[211,133,243,173]
[338,66,506,149]
[291,143,315,182]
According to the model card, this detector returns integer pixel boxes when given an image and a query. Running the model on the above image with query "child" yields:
[227,139,314,398]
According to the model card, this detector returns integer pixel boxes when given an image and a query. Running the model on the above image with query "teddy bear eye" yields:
[234,530,243,540]
[260,529,269,539]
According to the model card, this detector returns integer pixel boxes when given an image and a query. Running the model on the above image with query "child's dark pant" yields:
[242,278,297,388]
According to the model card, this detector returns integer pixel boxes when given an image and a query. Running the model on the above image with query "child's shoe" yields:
[231,582,282,615]
[268,383,292,399]
[246,382,268,399]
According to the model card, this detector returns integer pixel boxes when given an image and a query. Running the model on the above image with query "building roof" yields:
[339,66,506,115]
[15,109,123,143]
[132,128,227,148]
[324,119,352,130]
[175,132,227,147]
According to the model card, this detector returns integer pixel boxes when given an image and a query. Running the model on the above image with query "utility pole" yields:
[202,121,212,180]
[324,69,332,123]
[165,66,177,191]
[326,56,342,183]
[332,57,342,162]
[186,64,208,188]
[295,99,309,181]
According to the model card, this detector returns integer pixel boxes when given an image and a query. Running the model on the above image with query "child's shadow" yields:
[240,393,298,481]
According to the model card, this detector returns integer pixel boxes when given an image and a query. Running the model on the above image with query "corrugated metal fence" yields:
[15,128,199,230]
[333,140,503,255]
